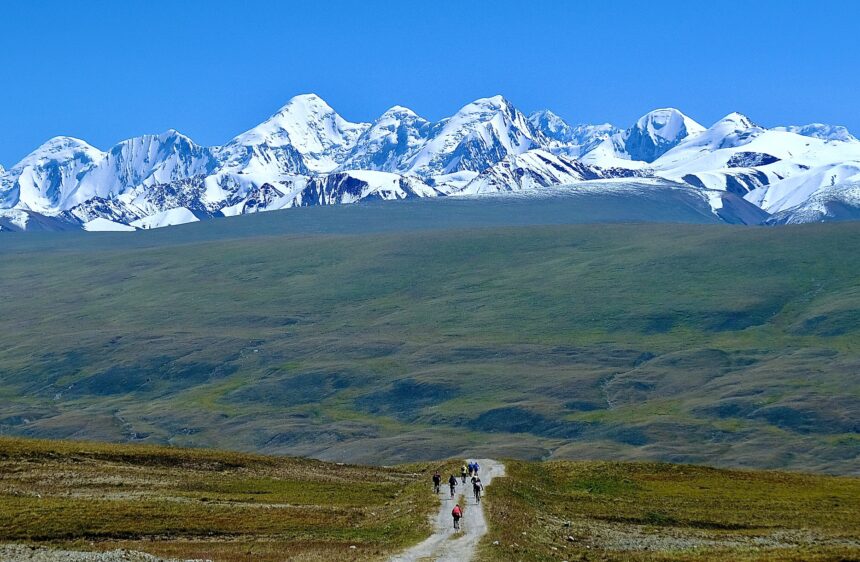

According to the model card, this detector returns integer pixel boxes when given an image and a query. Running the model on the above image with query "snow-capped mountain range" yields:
[1,93,859,232]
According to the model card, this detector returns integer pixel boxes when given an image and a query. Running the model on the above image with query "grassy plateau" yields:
[478,460,860,561]
[0,437,440,561]
[0,438,857,561]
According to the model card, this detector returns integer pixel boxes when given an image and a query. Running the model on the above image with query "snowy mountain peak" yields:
[458,95,519,117]
[649,111,770,175]
[529,108,563,122]
[230,93,370,173]
[470,94,505,106]
[624,108,704,163]
[338,105,431,173]
[1,136,106,213]
[773,123,858,143]
[380,105,419,118]
[272,94,335,122]
[17,136,103,167]
[406,95,537,177]
[111,129,198,154]
[529,110,622,160]
[75,129,218,206]
[3,93,860,232]
[633,108,705,141]
[528,110,572,139]
[718,112,758,129]
[653,112,765,162]
[158,128,200,144]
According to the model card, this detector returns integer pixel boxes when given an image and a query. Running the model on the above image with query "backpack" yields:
[452,506,462,517]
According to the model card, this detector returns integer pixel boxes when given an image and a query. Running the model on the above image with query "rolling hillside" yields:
[0,204,858,473]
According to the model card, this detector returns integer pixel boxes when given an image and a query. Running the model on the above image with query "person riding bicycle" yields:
[448,474,457,498]
[452,503,462,530]
[473,477,484,502]
[460,464,468,484]
[432,471,441,493]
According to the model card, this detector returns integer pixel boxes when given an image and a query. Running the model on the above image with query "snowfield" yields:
[1,93,859,231]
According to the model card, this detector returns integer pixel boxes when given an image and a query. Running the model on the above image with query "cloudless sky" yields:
[1,0,859,167]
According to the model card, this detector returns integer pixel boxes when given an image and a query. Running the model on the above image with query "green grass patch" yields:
[0,437,443,561]
[478,460,860,561]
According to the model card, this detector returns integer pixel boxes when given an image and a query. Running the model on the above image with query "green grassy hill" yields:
[1,438,857,562]
[0,437,439,561]
[0,212,858,472]
[478,460,860,561]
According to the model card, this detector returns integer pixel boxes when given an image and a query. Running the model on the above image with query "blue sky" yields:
[1,0,858,167]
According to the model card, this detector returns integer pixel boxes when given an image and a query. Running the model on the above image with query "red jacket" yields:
[452,505,462,518]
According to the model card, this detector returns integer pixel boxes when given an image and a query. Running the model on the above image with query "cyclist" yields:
[473,477,484,503]
[432,471,441,494]
[448,474,457,498]
[452,503,462,531]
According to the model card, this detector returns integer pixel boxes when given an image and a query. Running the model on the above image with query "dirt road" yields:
[390,459,505,562]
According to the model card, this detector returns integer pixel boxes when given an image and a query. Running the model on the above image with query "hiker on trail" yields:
[473,461,480,476]
[473,477,483,502]
[452,503,462,531]
[461,464,468,483]
[448,474,457,498]
[432,471,441,494]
